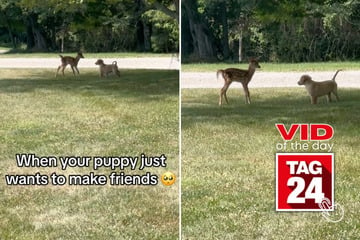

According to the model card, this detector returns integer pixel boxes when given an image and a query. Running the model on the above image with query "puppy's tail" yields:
[59,54,63,59]
[331,69,342,82]
[112,61,117,66]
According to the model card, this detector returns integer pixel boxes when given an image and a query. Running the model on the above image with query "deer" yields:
[217,59,261,106]
[55,52,84,77]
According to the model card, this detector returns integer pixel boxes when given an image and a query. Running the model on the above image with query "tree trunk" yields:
[143,22,152,51]
[26,14,47,51]
[219,2,230,60]
[61,35,64,53]
[238,30,243,62]
[182,0,216,61]
[25,22,34,50]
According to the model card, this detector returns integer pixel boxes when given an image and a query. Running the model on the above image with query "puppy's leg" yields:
[114,66,121,77]
[333,88,340,101]
[100,66,105,77]
[327,93,332,102]
[311,96,317,104]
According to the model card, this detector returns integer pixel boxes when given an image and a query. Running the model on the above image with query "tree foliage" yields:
[0,0,178,53]
[182,0,360,62]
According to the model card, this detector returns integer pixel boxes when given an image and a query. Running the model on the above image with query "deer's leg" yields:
[70,65,76,75]
[219,80,231,105]
[56,66,61,77]
[74,66,80,74]
[61,65,66,76]
[242,83,251,104]
[327,93,332,103]
[311,96,317,104]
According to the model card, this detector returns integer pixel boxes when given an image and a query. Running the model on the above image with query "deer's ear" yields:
[248,57,259,61]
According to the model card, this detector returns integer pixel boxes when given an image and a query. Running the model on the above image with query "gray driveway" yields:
[181,71,360,88]
[0,57,179,70]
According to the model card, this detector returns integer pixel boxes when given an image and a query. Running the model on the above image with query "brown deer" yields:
[217,59,261,105]
[56,52,84,77]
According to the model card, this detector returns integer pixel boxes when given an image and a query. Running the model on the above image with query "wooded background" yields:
[182,0,360,62]
[0,0,178,53]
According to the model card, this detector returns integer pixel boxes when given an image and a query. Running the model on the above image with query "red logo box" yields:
[276,153,334,211]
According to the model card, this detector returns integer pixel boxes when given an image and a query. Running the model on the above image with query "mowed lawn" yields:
[0,69,179,239]
[182,88,360,239]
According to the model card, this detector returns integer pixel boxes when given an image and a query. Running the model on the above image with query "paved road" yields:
[0,57,179,70]
[182,71,360,88]
[0,57,358,88]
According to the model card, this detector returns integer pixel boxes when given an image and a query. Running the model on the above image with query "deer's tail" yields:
[331,69,342,82]
[112,61,117,65]
[217,69,224,80]
[59,54,64,59]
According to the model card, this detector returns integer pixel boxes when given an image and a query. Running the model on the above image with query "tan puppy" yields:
[298,70,341,104]
[95,59,121,77]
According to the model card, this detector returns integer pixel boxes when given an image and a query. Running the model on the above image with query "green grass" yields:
[182,61,360,72]
[181,88,360,239]
[0,52,173,58]
[0,46,11,52]
[0,69,179,239]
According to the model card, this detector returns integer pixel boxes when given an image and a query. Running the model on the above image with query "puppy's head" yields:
[298,74,311,85]
[95,59,104,65]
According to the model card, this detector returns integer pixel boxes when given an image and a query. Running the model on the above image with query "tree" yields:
[0,0,22,49]
[0,0,179,53]
[181,0,360,62]
[182,0,216,61]
[141,0,179,52]
[144,0,179,22]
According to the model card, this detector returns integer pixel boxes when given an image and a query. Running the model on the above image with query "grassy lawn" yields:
[182,61,360,72]
[181,88,360,239]
[0,69,179,239]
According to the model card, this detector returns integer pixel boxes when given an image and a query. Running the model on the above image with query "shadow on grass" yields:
[0,69,179,102]
[182,88,360,127]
